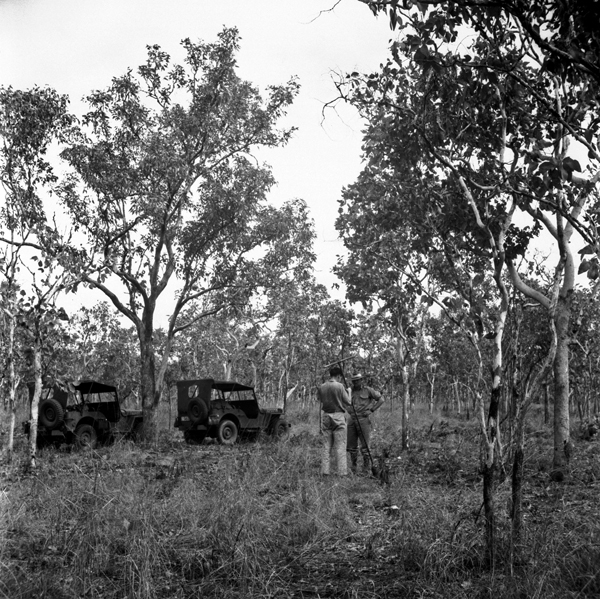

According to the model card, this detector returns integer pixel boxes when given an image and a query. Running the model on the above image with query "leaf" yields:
[538,161,555,173]
[563,157,582,173]
[578,260,591,274]
[578,244,595,255]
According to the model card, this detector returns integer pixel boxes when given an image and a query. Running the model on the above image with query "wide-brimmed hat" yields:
[351,373,364,382]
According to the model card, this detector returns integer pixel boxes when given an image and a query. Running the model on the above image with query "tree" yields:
[340,0,600,563]
[58,29,313,440]
[356,0,600,477]
[335,144,517,559]
[20,261,72,469]
[0,86,72,460]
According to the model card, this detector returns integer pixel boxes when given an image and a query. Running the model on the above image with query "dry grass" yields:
[1,401,600,598]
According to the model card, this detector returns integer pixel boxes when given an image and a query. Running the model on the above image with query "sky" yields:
[0,0,394,308]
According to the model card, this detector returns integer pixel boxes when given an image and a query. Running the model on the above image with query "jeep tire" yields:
[217,420,238,445]
[75,424,98,449]
[187,398,208,424]
[39,399,64,430]
[271,417,290,440]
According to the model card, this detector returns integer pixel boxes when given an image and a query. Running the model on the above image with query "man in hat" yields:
[347,373,384,474]
[318,366,352,476]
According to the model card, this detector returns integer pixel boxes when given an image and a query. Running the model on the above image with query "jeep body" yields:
[174,379,290,445]
[26,380,143,449]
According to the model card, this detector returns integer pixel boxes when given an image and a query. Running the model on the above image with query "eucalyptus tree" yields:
[58,29,313,440]
[0,86,73,460]
[336,152,514,558]
[356,0,600,478]
[339,0,600,565]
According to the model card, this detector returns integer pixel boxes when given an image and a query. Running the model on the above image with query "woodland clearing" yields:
[1,405,599,599]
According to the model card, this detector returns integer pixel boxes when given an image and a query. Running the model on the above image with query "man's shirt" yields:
[318,379,351,413]
[350,385,383,418]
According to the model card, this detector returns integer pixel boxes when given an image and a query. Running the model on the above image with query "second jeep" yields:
[174,378,290,445]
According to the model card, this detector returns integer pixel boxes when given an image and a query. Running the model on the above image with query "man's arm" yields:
[369,388,384,413]
[340,385,352,410]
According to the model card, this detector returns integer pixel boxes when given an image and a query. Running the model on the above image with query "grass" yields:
[1,401,600,598]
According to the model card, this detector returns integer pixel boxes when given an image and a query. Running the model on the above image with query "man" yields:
[347,373,384,474]
[318,366,352,476]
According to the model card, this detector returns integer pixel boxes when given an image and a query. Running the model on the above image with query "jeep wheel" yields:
[39,399,64,430]
[187,398,208,424]
[184,430,206,445]
[271,418,290,441]
[217,420,238,445]
[75,424,98,449]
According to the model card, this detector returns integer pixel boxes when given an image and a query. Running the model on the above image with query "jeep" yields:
[174,378,290,445]
[26,380,143,449]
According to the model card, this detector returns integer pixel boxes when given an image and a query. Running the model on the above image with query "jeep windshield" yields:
[213,389,256,402]
[75,381,118,403]
[211,382,256,403]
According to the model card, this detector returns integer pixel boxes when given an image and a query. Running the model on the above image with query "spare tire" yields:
[187,398,208,424]
[39,399,64,430]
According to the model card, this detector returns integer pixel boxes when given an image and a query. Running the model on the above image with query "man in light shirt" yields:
[317,366,352,476]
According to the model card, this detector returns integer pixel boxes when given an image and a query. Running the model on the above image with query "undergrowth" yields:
[1,403,599,598]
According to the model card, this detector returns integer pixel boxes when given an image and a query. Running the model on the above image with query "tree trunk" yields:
[140,330,158,443]
[510,311,555,568]
[553,293,571,472]
[482,458,496,565]
[28,341,43,471]
[482,383,502,566]
[401,365,410,450]
[428,371,435,414]
[168,385,172,430]
[454,381,461,416]
[511,431,525,559]
[5,310,18,460]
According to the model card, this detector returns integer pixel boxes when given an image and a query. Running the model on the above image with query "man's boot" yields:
[350,451,358,474]
[362,455,372,475]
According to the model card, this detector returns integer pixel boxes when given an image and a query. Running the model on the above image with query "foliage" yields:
[0,85,75,460]
[55,29,313,437]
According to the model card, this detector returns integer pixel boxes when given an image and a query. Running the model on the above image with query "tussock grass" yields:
[2,405,600,598]
[1,434,355,599]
